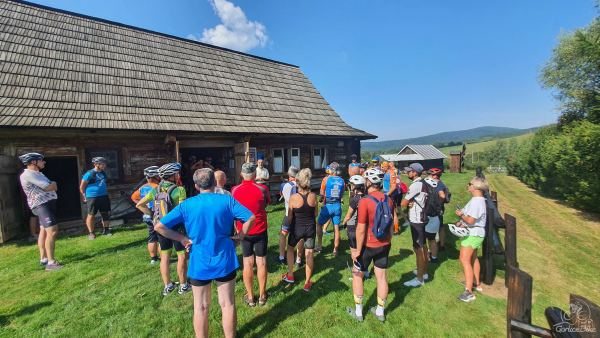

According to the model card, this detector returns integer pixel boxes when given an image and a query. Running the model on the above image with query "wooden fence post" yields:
[505,214,518,288]
[507,265,533,338]
[481,206,495,285]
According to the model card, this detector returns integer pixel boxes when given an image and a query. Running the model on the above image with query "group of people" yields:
[18,150,490,338]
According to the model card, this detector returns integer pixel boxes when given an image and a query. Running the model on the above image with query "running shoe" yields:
[243,294,256,307]
[178,283,191,294]
[282,273,295,284]
[88,233,96,240]
[258,295,268,306]
[45,261,63,271]
[346,307,363,322]
[278,257,286,265]
[430,257,439,264]
[458,290,476,303]
[39,259,48,266]
[162,283,176,296]
[412,270,429,281]
[461,281,483,292]
[303,280,313,292]
[150,257,159,265]
[403,277,424,287]
[295,258,303,269]
[369,307,385,322]
[314,247,322,254]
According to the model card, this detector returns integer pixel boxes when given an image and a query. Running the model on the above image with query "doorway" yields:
[43,157,82,221]
[180,147,234,195]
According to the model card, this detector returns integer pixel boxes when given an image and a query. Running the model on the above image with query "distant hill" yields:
[361,126,539,153]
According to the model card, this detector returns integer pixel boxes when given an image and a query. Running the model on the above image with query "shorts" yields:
[87,195,111,216]
[461,236,484,249]
[357,245,391,271]
[241,232,268,257]
[425,216,440,240]
[288,225,316,249]
[410,222,426,248]
[31,200,58,228]
[190,270,237,286]
[158,224,186,254]
[347,229,357,249]
[146,220,158,243]
[317,203,342,226]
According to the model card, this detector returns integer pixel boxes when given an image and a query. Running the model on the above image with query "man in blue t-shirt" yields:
[80,157,111,239]
[155,168,255,338]
[317,162,345,256]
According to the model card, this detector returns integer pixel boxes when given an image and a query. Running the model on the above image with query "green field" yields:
[438,133,534,155]
[1,172,598,337]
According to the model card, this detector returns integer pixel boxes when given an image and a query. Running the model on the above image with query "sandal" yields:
[243,294,256,307]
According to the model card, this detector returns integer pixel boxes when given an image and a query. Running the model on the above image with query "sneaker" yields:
[178,283,191,294]
[102,228,112,236]
[303,280,313,292]
[282,273,295,284]
[346,307,363,322]
[295,260,303,269]
[461,281,483,292]
[332,249,338,257]
[430,257,439,264]
[243,294,256,307]
[88,233,96,240]
[369,307,385,322]
[258,295,268,306]
[162,283,176,296]
[150,257,159,265]
[39,259,48,266]
[278,257,287,265]
[314,247,322,254]
[45,261,63,271]
[458,290,476,303]
[404,277,424,287]
[412,270,429,281]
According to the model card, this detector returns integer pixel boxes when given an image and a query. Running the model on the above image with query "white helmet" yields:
[349,175,365,186]
[158,162,182,179]
[364,168,384,184]
[448,224,470,237]
[144,166,160,178]
[18,152,44,165]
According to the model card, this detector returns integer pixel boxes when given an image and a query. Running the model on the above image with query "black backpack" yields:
[84,169,102,184]
[420,180,443,221]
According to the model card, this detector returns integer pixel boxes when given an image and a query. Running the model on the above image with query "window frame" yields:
[272,147,285,174]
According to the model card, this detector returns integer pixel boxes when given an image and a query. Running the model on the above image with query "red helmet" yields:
[428,168,443,176]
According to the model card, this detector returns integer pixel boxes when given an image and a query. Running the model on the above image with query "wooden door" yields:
[234,142,249,185]
[0,155,24,243]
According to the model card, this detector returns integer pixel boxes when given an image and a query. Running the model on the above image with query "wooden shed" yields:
[0,0,374,242]
[380,145,446,171]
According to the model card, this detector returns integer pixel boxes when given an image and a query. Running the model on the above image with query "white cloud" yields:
[189,0,268,52]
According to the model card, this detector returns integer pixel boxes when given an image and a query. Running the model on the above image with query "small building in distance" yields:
[380,145,446,171]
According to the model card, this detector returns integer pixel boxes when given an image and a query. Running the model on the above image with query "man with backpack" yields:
[317,162,345,256]
[136,162,190,296]
[80,157,111,239]
[131,166,160,264]
[400,163,430,287]
[423,168,447,263]
[347,168,393,322]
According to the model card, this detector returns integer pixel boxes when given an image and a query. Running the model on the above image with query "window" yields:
[273,148,284,173]
[87,149,121,181]
[290,148,300,168]
[313,147,327,169]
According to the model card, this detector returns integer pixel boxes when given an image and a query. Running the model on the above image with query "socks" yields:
[353,294,363,316]
[279,255,285,260]
[296,257,301,264]
[376,297,386,316]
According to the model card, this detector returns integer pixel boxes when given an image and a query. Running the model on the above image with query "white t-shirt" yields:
[281,181,296,216]
[19,169,57,209]
[214,187,231,196]
[256,166,270,182]
[404,177,427,224]
[461,196,487,237]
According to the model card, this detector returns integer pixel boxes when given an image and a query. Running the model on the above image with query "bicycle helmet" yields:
[428,167,443,176]
[18,152,44,165]
[349,175,366,186]
[92,157,107,164]
[364,168,384,184]
[158,162,181,179]
[144,166,160,178]
[448,224,470,237]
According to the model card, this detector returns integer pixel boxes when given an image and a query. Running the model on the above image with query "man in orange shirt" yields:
[347,168,393,322]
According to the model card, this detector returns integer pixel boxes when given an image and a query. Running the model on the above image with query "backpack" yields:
[367,195,393,239]
[153,183,178,223]
[420,180,443,221]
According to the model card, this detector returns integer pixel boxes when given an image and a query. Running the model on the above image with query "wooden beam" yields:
[507,265,533,338]
[509,320,552,338]
[505,213,518,288]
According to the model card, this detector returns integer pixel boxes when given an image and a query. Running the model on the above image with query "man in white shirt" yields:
[214,170,230,195]
[255,158,270,184]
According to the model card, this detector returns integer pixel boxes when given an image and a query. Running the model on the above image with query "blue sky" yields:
[28,0,597,140]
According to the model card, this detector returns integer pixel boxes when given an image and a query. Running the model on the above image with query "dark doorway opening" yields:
[43,157,81,221]
[181,148,234,195]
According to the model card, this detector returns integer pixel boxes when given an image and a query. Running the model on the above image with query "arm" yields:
[135,191,154,216]
[131,189,141,204]
[154,205,192,248]
[238,215,256,239]
[79,180,88,201]
[387,172,397,196]
[455,209,476,225]
[354,221,366,260]
[342,206,355,225]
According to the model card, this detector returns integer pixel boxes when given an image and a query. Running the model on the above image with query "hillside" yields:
[438,132,534,155]
[361,126,538,152]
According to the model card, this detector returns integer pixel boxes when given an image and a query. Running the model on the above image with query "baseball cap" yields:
[404,163,424,174]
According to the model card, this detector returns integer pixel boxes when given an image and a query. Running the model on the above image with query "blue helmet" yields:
[18,152,44,165]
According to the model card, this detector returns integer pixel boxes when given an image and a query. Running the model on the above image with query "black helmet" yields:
[92,157,107,164]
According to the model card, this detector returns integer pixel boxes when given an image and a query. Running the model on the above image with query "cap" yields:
[404,163,424,174]
[241,162,257,174]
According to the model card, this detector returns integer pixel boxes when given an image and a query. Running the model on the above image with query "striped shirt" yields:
[20,169,57,209]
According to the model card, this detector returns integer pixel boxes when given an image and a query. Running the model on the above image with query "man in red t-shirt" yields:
[232,162,271,307]
[347,168,392,322]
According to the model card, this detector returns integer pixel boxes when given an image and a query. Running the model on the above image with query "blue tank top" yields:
[382,172,391,193]
[325,176,345,203]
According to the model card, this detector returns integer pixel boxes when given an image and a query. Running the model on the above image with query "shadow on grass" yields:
[0,301,52,326]
[238,266,345,338]
[61,239,147,264]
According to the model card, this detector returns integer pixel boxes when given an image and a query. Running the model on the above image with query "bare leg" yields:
[414,247,428,281]
[316,224,323,250]
[279,233,287,258]
[374,267,388,303]
[256,256,267,299]
[38,226,47,260]
[192,284,211,338]
[305,249,314,282]
[29,216,38,237]
[216,279,236,338]
[428,239,438,258]
[286,244,295,276]
[439,226,446,249]
[44,225,58,262]
[460,246,475,290]
[85,214,95,234]
[177,253,188,284]
[242,256,255,300]
[333,226,340,253]
[472,250,481,286]
[147,242,158,258]
[160,250,172,285]
[297,240,304,261]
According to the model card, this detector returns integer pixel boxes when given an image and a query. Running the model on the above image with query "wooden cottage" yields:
[0,0,374,242]
[380,145,446,171]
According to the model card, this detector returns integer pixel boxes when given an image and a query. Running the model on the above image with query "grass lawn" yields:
[1,172,598,337]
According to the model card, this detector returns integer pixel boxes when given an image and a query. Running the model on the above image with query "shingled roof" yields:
[0,0,374,138]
